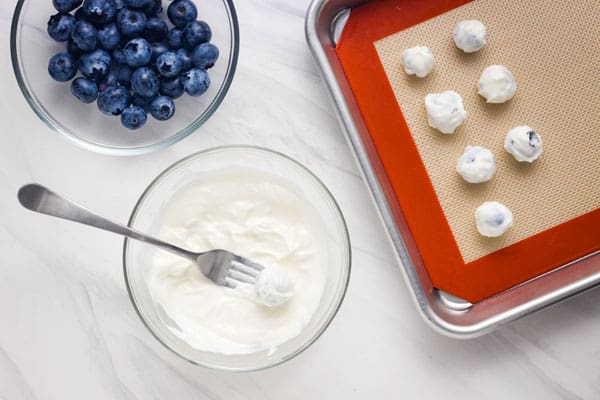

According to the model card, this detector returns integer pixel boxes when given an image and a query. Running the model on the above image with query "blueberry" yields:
[71,21,98,52]
[131,66,159,97]
[160,77,184,98]
[97,67,119,91]
[70,77,99,103]
[143,0,163,17]
[527,130,540,147]
[97,85,131,115]
[155,52,182,78]
[117,8,147,37]
[150,42,169,62]
[121,105,147,129]
[191,43,219,69]
[123,37,152,67]
[74,7,86,21]
[167,0,197,28]
[125,0,152,8]
[97,23,121,50]
[183,21,211,49]
[181,68,210,96]
[493,214,505,226]
[167,28,184,49]
[47,13,76,42]
[117,65,133,87]
[114,0,125,9]
[52,0,83,13]
[82,0,117,25]
[176,48,193,72]
[67,40,84,58]
[132,93,153,110]
[48,52,78,81]
[78,49,111,80]
[150,95,175,121]
[112,47,127,64]
[144,17,168,42]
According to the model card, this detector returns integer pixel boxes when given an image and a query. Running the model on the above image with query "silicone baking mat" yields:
[336,0,600,302]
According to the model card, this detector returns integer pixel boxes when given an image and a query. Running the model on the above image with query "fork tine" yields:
[224,277,238,289]
[231,260,262,278]
[235,257,265,272]
[227,269,257,284]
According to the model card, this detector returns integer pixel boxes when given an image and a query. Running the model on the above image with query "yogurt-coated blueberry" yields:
[453,20,487,53]
[456,146,496,183]
[504,126,543,162]
[475,201,513,237]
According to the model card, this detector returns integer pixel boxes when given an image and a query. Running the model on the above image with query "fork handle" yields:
[18,184,199,262]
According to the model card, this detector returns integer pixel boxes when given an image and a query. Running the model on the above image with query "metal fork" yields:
[17,184,264,288]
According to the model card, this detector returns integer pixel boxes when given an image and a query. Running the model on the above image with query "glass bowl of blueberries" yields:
[10,0,239,155]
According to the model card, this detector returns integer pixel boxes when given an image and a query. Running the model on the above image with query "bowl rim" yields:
[122,145,352,371]
[10,0,240,156]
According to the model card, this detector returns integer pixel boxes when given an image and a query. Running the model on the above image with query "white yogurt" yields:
[425,91,467,134]
[148,169,327,355]
[456,145,496,183]
[453,20,487,53]
[400,46,435,78]
[478,65,517,103]
[255,266,295,308]
[504,125,543,162]
[475,201,513,237]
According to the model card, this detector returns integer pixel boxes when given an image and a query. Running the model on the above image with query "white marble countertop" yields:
[2,1,600,399]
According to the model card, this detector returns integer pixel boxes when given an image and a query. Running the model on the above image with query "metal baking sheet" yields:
[305,0,600,337]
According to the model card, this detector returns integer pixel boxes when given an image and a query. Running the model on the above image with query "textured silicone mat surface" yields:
[374,0,600,262]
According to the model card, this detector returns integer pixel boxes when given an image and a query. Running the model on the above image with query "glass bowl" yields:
[10,0,239,155]
[123,146,351,371]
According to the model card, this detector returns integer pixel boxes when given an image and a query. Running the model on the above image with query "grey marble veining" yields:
[1,0,600,399]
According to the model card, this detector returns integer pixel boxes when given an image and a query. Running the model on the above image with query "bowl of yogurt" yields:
[123,146,350,371]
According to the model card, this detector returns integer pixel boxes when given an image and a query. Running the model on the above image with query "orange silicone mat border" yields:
[336,0,600,303]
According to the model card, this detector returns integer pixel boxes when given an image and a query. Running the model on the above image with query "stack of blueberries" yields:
[47,0,219,130]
